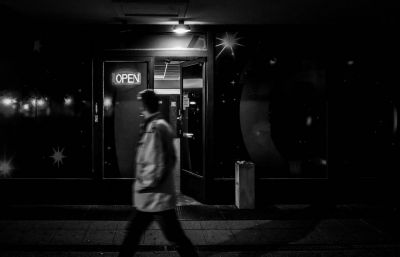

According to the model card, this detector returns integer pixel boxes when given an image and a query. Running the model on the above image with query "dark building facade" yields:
[1,25,399,205]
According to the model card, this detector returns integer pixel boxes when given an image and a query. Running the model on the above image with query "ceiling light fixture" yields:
[173,20,191,34]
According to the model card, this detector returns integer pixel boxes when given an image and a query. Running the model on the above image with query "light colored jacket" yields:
[134,113,177,212]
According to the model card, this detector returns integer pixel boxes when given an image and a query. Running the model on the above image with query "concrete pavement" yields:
[0,203,399,256]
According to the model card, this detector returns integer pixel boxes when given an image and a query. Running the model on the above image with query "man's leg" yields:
[156,209,199,257]
[118,209,153,257]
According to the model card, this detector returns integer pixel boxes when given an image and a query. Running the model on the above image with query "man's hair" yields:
[137,89,159,113]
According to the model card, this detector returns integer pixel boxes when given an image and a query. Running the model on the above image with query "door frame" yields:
[92,42,213,203]
[93,55,154,180]
[179,57,207,202]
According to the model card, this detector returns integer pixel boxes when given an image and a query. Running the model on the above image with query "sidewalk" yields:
[1,203,399,256]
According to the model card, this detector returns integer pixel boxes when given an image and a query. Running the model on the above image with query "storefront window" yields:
[0,56,92,178]
[214,31,328,179]
[332,55,400,179]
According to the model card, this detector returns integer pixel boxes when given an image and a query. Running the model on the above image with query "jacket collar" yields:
[140,112,163,137]
[144,112,162,123]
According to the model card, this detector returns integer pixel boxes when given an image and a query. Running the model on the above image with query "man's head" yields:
[137,89,159,118]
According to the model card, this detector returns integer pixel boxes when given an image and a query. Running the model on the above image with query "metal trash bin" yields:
[235,161,255,209]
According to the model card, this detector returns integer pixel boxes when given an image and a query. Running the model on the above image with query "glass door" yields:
[101,59,152,178]
[180,58,206,202]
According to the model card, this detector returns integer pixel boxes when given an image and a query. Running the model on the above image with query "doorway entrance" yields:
[96,47,211,205]
[153,57,206,205]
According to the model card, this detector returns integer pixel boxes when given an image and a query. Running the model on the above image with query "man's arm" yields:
[136,123,166,192]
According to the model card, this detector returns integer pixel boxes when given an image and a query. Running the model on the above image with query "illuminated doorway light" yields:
[154,89,180,95]
[173,20,191,34]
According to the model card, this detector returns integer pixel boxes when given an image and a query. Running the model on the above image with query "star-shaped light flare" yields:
[50,147,66,168]
[33,40,42,53]
[0,158,14,177]
[216,32,244,59]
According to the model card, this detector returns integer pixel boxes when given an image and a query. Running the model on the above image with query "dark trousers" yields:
[118,208,198,257]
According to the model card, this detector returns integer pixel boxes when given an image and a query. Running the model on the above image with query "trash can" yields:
[235,161,255,209]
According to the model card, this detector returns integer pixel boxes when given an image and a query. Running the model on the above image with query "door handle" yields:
[183,133,194,139]
[94,102,99,123]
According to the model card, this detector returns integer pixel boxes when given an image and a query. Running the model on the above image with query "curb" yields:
[1,243,399,252]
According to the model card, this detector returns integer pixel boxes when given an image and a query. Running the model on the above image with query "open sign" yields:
[112,72,141,87]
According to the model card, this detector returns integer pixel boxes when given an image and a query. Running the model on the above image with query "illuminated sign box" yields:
[112,71,141,88]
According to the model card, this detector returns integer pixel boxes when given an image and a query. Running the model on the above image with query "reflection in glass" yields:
[181,62,204,176]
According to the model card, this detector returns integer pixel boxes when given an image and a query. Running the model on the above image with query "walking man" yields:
[118,89,198,257]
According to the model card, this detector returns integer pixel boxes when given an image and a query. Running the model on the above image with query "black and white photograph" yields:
[0,0,399,256]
